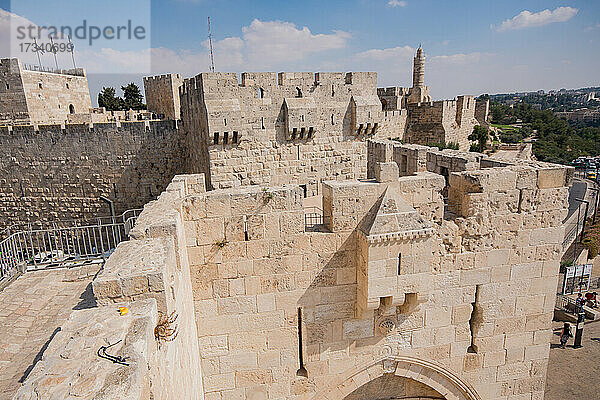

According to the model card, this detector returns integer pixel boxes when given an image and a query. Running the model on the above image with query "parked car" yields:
[587,171,597,180]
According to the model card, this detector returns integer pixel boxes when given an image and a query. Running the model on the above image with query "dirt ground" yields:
[545,320,600,399]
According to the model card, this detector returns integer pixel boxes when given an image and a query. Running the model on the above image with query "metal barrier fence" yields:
[1,209,142,240]
[562,211,588,252]
[304,207,331,231]
[0,209,142,284]
[561,173,599,253]
[555,293,579,314]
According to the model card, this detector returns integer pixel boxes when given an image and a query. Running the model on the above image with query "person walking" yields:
[576,293,584,313]
[560,322,572,349]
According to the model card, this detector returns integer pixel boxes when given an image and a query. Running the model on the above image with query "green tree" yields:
[468,125,489,153]
[121,83,146,110]
[97,87,122,111]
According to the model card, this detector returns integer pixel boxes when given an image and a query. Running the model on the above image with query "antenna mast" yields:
[49,36,59,70]
[208,17,215,72]
[68,35,77,69]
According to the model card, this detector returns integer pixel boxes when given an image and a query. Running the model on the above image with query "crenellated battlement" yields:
[143,73,182,82]
[0,119,181,136]
[182,71,378,91]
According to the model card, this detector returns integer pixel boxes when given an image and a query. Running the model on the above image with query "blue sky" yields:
[1,0,599,102]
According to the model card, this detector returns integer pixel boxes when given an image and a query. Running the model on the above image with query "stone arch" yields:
[310,356,481,400]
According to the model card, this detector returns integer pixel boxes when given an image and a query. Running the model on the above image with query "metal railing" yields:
[562,211,587,252]
[561,175,599,253]
[0,209,142,284]
[1,209,143,240]
[23,63,85,77]
[555,293,581,315]
[304,207,331,231]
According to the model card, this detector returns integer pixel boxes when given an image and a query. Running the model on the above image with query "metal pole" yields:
[575,198,589,243]
[100,196,116,220]
[593,188,599,224]
[49,36,59,70]
[573,203,581,262]
[208,17,215,72]
[68,35,77,69]
[574,312,585,348]
[33,38,42,69]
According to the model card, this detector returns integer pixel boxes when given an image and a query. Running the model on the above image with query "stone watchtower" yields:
[143,73,183,120]
[407,46,432,104]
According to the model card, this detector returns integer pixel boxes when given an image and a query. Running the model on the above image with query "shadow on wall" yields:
[297,206,391,382]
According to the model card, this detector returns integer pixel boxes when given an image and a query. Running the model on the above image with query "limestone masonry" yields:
[0,48,488,230]
[0,58,91,125]
[14,141,572,399]
[1,48,575,400]
[144,73,183,120]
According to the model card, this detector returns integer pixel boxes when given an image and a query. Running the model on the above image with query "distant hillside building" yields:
[0,58,91,125]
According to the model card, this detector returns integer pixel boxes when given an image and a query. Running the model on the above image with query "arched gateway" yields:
[311,356,482,400]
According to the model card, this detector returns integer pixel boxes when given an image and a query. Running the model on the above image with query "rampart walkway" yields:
[0,266,98,400]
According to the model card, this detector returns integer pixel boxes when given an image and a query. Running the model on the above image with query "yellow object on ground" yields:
[118,307,129,316]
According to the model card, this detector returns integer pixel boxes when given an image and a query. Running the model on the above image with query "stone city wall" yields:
[0,59,30,123]
[13,142,572,399]
[15,174,207,400]
[404,96,479,150]
[21,69,91,123]
[180,71,392,194]
[474,98,489,127]
[0,120,185,231]
[174,140,571,399]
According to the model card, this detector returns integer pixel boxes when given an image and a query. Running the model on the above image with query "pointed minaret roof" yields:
[359,187,434,243]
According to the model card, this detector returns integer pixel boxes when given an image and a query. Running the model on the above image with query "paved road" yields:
[545,320,600,399]
[566,180,587,221]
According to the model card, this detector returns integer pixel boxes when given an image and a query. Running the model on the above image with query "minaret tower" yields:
[412,45,425,89]
[407,45,431,104]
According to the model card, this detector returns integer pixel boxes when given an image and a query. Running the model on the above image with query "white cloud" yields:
[431,52,493,65]
[355,45,414,61]
[585,23,600,32]
[241,19,350,67]
[388,0,407,7]
[0,8,38,62]
[0,12,351,74]
[496,6,578,32]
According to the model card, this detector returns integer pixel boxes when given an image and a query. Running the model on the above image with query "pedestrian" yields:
[585,292,598,308]
[576,293,584,312]
[560,322,572,349]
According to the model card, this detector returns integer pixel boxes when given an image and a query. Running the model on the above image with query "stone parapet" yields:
[14,299,158,400]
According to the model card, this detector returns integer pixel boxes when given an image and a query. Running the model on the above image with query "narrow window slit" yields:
[296,307,308,377]
[467,285,480,354]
